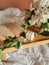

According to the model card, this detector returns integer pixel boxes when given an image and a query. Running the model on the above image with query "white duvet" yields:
[0,44,49,65]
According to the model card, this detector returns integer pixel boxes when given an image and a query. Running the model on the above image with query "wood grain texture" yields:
[22,39,49,49]
[0,0,33,10]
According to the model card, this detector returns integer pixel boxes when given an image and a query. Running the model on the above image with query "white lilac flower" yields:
[29,0,49,25]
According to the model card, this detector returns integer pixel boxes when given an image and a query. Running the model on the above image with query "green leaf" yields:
[4,42,12,48]
[40,31,49,36]
[10,41,18,47]
[47,19,49,23]
[0,46,3,49]
[23,21,30,31]
[25,20,30,25]
[20,40,24,45]
[23,25,28,31]
[0,49,2,59]
[8,36,13,42]
[39,23,45,34]
[39,19,49,36]
[15,41,20,49]
[0,46,4,50]
[39,28,44,34]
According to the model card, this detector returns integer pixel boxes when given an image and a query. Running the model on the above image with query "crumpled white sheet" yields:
[0,44,49,65]
[0,8,49,65]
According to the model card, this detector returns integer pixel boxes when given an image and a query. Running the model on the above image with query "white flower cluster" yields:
[29,0,49,25]
[40,0,49,7]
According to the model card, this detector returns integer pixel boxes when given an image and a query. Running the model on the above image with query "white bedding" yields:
[0,44,49,65]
